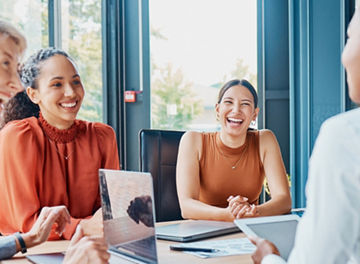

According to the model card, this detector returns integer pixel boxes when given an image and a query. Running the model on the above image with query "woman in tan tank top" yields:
[176,79,291,221]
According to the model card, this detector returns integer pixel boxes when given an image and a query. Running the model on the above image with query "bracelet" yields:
[14,232,27,254]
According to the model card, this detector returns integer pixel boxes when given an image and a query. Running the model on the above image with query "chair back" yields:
[139,129,185,222]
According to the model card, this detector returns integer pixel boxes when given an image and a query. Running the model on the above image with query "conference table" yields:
[1,221,253,264]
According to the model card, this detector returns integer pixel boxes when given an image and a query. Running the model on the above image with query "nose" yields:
[64,83,75,97]
[232,102,241,113]
[9,70,23,93]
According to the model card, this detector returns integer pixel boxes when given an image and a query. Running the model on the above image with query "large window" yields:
[0,0,103,122]
[61,0,103,121]
[150,0,257,131]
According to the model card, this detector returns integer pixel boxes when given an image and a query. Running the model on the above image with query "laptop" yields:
[234,214,300,260]
[99,169,158,263]
[27,170,158,264]
[156,220,240,242]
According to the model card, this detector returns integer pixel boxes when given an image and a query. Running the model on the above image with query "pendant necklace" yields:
[47,137,74,160]
[219,149,242,170]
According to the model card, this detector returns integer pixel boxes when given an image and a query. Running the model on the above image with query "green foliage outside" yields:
[150,25,202,130]
[151,63,202,130]
[0,0,103,123]
[65,0,103,122]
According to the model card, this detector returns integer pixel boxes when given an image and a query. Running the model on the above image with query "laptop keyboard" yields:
[118,236,157,260]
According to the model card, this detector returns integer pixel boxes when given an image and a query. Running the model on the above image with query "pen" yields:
[170,245,218,253]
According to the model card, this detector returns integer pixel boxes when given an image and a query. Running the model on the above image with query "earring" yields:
[251,120,256,127]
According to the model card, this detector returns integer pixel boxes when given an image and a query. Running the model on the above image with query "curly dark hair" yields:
[0,91,39,129]
[0,48,73,130]
[20,47,70,89]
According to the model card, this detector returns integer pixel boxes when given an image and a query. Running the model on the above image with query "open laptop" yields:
[234,214,300,260]
[99,169,158,263]
[156,220,240,242]
[27,170,158,264]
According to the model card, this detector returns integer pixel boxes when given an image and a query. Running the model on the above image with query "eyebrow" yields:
[223,97,253,102]
[50,74,80,81]
[50,76,64,81]
[3,51,14,60]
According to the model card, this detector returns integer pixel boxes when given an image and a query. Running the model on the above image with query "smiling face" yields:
[342,8,360,104]
[0,34,23,109]
[26,54,84,129]
[216,84,259,140]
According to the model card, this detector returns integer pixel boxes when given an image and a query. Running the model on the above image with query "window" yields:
[0,0,103,122]
[0,0,48,57]
[150,0,257,131]
[61,0,103,122]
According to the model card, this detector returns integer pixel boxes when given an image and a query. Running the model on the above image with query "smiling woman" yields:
[0,47,120,240]
[176,79,292,221]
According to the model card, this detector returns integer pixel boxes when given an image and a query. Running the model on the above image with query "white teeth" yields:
[61,102,76,108]
[227,117,243,123]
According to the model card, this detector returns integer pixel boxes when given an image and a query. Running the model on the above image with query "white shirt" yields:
[263,108,360,264]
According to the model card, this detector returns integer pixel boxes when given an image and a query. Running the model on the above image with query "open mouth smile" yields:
[227,117,244,124]
[59,100,78,109]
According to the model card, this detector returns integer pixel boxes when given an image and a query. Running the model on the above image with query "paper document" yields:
[172,238,256,258]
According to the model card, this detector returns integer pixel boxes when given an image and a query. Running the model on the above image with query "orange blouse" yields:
[199,131,264,208]
[0,114,120,239]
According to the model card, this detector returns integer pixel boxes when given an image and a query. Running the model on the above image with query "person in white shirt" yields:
[249,6,360,264]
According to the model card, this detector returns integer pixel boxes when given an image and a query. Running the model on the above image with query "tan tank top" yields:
[199,131,265,208]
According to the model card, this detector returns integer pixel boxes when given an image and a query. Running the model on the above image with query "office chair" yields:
[139,129,185,222]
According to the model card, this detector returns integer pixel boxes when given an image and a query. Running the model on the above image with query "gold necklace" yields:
[218,149,242,170]
[48,138,74,160]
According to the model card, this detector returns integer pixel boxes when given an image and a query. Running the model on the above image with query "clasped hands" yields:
[227,195,259,219]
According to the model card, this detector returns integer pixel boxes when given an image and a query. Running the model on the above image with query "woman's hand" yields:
[22,206,71,248]
[64,226,110,264]
[227,195,259,219]
[79,208,103,236]
[248,236,280,264]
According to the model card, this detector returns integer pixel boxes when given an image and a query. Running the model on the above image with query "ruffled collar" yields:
[38,112,86,143]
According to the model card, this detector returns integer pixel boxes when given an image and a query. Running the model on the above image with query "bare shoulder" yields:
[179,131,203,157]
[180,131,202,148]
[258,129,279,152]
[258,129,277,142]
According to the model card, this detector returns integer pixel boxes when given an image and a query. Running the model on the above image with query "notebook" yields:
[27,170,158,264]
[156,220,240,242]
[234,214,300,260]
[99,169,158,264]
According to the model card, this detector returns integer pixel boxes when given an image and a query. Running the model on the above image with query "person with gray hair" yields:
[0,20,26,111]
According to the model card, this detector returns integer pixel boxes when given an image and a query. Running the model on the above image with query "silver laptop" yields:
[99,169,158,264]
[156,220,240,242]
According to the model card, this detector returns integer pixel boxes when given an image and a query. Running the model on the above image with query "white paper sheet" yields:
[172,238,256,258]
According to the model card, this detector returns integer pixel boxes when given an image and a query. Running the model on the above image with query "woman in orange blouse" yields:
[0,48,120,240]
[176,79,291,221]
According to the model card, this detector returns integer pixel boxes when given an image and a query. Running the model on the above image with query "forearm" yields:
[180,198,233,221]
[0,236,17,260]
[256,195,291,216]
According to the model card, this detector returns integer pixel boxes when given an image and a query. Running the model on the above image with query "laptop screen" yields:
[99,169,158,264]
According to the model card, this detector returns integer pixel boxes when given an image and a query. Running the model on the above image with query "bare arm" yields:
[176,131,235,221]
[257,130,291,216]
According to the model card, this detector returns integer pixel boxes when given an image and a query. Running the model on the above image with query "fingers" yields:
[64,234,110,264]
[235,204,250,218]
[53,206,71,234]
[227,195,249,206]
[69,225,84,248]
[39,206,70,236]
[248,235,262,245]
